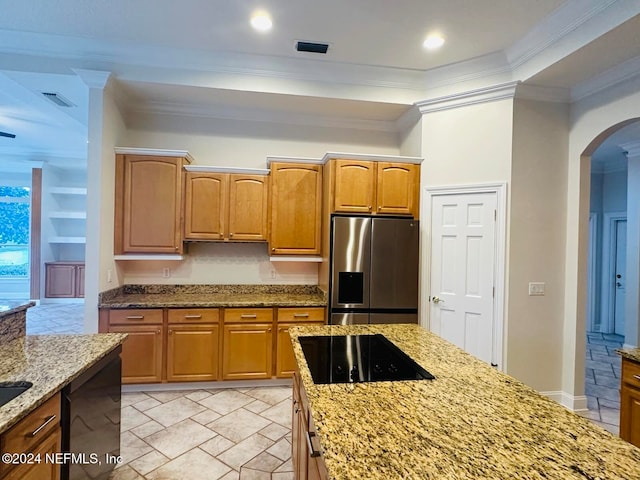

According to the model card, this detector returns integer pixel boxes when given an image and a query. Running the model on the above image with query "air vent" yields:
[0,131,16,139]
[42,92,75,107]
[296,41,329,54]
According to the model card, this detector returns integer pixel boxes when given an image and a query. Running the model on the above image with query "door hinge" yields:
[493,286,495,298]
[494,209,497,221]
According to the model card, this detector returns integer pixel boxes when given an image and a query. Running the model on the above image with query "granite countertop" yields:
[0,334,127,435]
[618,348,640,363]
[0,300,35,318]
[290,324,640,480]
[99,284,327,309]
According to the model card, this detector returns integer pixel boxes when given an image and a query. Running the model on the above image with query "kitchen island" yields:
[290,324,640,480]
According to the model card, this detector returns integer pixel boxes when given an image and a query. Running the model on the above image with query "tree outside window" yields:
[0,186,30,277]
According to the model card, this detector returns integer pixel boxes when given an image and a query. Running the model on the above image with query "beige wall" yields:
[509,98,569,392]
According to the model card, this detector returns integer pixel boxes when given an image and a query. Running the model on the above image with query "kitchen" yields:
[2,1,640,479]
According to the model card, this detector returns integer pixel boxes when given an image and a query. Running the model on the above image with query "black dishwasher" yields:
[61,346,122,480]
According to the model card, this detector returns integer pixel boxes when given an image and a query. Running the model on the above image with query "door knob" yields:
[432,296,444,304]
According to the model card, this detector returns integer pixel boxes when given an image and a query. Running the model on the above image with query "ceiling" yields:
[0,0,639,168]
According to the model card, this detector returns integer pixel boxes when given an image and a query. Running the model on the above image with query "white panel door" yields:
[430,192,497,364]
[614,219,626,336]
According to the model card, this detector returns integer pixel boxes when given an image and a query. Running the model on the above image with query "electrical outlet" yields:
[162,267,171,278]
[270,267,277,279]
[107,269,113,283]
[528,282,545,296]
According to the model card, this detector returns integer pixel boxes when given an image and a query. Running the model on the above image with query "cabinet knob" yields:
[229,233,234,237]
[219,233,224,238]
[157,329,161,334]
[169,329,173,334]
[378,206,381,211]
[368,205,372,210]
[271,247,275,252]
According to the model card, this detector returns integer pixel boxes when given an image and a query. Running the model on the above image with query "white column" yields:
[73,69,111,333]
[622,140,640,347]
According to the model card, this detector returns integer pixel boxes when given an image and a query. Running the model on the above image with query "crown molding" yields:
[266,156,323,166]
[571,54,640,102]
[416,81,519,114]
[621,140,640,159]
[321,152,423,165]
[184,165,270,175]
[73,69,112,89]
[506,0,618,69]
[114,147,195,163]
[422,51,512,92]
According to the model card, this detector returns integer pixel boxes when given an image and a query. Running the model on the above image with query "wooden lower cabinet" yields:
[104,310,163,383]
[222,323,273,380]
[620,357,640,447]
[167,324,219,382]
[108,324,164,383]
[45,262,85,298]
[292,372,328,480]
[276,307,325,378]
[101,306,324,384]
[0,393,61,480]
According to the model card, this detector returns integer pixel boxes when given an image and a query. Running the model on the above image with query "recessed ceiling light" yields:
[423,34,445,50]
[250,12,272,32]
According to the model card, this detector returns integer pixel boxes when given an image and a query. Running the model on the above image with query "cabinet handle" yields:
[306,431,321,458]
[126,315,144,320]
[184,315,202,319]
[293,313,309,318]
[30,415,56,438]
[241,314,257,319]
[634,375,640,381]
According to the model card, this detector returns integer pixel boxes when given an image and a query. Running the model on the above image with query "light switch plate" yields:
[528,282,545,296]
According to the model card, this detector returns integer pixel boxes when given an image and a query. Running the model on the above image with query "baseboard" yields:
[122,378,292,393]
[540,391,588,412]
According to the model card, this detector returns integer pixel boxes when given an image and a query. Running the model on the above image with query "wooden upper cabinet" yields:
[228,174,269,241]
[330,160,419,218]
[269,162,322,255]
[376,162,419,216]
[183,172,268,241]
[184,172,227,240]
[333,160,375,213]
[115,154,188,254]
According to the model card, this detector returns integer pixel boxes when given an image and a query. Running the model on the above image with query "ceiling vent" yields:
[41,92,75,107]
[295,41,329,54]
[0,131,16,139]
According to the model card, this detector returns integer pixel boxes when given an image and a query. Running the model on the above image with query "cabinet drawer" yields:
[277,307,325,323]
[1,393,60,458]
[224,308,273,323]
[109,309,163,325]
[622,358,640,389]
[168,308,219,324]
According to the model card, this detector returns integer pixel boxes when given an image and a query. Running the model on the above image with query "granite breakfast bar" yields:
[290,324,640,480]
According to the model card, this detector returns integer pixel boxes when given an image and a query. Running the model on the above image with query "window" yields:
[0,186,30,277]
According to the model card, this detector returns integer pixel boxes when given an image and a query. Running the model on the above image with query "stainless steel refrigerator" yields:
[329,215,419,325]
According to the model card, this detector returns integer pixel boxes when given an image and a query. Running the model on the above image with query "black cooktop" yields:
[298,334,435,384]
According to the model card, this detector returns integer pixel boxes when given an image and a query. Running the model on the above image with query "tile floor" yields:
[579,331,623,435]
[109,387,294,480]
[24,303,626,477]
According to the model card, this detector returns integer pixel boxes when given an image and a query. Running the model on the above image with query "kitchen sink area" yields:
[0,381,32,407]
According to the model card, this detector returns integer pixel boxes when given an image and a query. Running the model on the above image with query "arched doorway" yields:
[578,119,640,433]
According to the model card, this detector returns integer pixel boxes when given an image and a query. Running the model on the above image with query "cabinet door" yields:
[269,163,322,255]
[333,160,375,213]
[45,263,76,298]
[167,324,219,382]
[75,265,85,298]
[184,172,227,240]
[222,324,273,380]
[276,320,324,378]
[620,385,640,447]
[376,162,419,217]
[228,174,269,241]
[117,155,184,253]
[4,427,61,480]
[108,325,164,383]
[292,374,308,480]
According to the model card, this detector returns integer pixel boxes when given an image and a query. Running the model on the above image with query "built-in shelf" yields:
[49,211,87,219]
[114,254,185,261]
[269,256,323,262]
[50,187,87,195]
[49,236,86,244]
